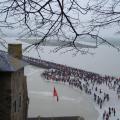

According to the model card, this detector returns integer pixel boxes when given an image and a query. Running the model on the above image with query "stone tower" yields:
[0,44,28,120]
[8,44,22,59]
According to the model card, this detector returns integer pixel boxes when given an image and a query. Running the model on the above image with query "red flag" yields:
[53,87,59,102]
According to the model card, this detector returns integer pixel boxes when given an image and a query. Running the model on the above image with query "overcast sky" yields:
[0,0,120,43]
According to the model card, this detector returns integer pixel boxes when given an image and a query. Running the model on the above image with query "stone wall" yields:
[23,75,29,120]
[0,72,11,120]
[11,68,28,120]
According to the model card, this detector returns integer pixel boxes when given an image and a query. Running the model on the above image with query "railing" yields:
[22,56,50,69]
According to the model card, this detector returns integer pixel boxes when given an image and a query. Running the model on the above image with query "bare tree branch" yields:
[0,0,120,53]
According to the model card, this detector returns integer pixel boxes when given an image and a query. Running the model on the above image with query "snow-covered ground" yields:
[25,65,120,120]
[25,65,99,120]
[1,38,120,120]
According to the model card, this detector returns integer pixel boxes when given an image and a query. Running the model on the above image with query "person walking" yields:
[113,108,116,116]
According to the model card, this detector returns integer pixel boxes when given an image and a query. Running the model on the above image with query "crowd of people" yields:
[103,107,118,120]
[42,63,120,120]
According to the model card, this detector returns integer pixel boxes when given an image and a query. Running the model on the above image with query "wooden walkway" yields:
[23,56,51,69]
[22,56,71,71]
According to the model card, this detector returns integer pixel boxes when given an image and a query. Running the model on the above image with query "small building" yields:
[0,44,29,120]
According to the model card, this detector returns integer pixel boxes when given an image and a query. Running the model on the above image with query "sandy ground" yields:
[25,65,99,120]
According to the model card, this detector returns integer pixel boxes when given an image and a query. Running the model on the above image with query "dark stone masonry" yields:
[0,44,28,120]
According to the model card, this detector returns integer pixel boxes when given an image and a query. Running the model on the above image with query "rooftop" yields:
[0,50,27,72]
